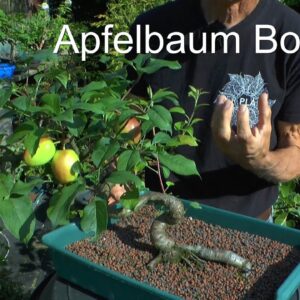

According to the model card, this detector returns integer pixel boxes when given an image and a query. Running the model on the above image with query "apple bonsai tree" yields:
[0,53,251,274]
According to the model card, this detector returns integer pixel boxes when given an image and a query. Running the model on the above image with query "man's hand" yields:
[108,184,126,206]
[211,93,272,172]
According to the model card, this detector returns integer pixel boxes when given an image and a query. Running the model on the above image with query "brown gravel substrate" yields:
[68,206,300,300]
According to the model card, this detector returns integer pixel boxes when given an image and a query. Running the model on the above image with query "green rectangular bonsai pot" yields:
[42,201,300,300]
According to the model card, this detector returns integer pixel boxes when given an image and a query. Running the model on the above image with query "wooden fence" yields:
[0,0,27,13]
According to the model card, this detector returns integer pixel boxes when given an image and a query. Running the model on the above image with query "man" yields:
[110,0,300,221]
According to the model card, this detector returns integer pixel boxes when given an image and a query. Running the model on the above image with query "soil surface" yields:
[68,206,300,300]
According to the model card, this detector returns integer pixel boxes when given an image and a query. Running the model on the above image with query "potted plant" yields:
[43,202,300,300]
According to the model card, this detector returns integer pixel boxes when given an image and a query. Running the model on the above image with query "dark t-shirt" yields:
[127,0,300,217]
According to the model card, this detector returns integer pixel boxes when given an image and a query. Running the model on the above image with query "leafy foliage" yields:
[93,0,169,69]
[0,52,204,242]
[0,269,29,300]
[94,0,169,34]
[0,2,85,61]
[281,0,300,7]
[274,182,300,228]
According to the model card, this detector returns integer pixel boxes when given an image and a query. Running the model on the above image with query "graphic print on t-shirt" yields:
[219,73,276,128]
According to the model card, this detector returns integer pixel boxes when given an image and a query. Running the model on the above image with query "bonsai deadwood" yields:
[137,192,252,275]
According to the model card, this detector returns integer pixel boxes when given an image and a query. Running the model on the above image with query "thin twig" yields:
[152,128,166,194]
[121,74,142,101]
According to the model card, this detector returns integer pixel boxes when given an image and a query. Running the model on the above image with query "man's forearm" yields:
[248,146,300,183]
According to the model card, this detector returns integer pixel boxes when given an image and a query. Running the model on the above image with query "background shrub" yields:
[94,0,169,34]
[281,0,300,7]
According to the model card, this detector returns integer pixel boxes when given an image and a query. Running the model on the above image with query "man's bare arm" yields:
[255,122,300,182]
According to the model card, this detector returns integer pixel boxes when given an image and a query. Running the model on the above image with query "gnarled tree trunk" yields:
[134,192,252,275]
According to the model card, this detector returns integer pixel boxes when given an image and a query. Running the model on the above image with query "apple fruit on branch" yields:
[51,149,80,184]
[24,137,56,166]
[121,117,141,144]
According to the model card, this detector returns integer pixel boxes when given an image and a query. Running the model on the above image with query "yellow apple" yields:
[51,149,80,184]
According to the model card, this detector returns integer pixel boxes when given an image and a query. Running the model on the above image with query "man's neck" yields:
[201,0,260,28]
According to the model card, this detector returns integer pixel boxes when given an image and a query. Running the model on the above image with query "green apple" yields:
[51,149,80,184]
[24,137,56,166]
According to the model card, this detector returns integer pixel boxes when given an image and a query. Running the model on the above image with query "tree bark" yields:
[136,192,252,275]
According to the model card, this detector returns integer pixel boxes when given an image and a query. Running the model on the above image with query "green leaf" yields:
[73,102,105,114]
[56,71,69,89]
[174,121,186,131]
[188,85,204,102]
[295,193,300,202]
[12,96,30,111]
[34,74,44,83]
[92,138,120,167]
[11,179,43,197]
[191,118,203,126]
[99,54,110,64]
[167,135,198,147]
[106,171,144,189]
[28,105,53,115]
[170,107,186,115]
[190,202,202,209]
[120,189,140,211]
[96,97,125,113]
[186,126,194,136]
[0,196,35,243]
[166,181,175,188]
[80,198,108,237]
[134,161,147,174]
[286,220,296,228]
[53,109,74,123]
[148,105,172,133]
[139,58,181,75]
[47,182,85,227]
[158,152,200,177]
[117,108,138,124]
[65,114,87,137]
[81,91,102,102]
[274,212,288,226]
[0,174,14,200]
[81,95,124,112]
[162,166,170,179]
[133,54,151,70]
[24,128,45,156]
[81,81,107,93]
[280,182,295,198]
[152,89,179,105]
[141,120,154,135]
[71,161,81,176]
[117,150,141,171]
[0,87,12,107]
[41,93,60,115]
[6,121,37,144]
[152,132,172,145]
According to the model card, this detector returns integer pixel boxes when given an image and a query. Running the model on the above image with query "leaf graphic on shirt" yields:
[220,73,276,128]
